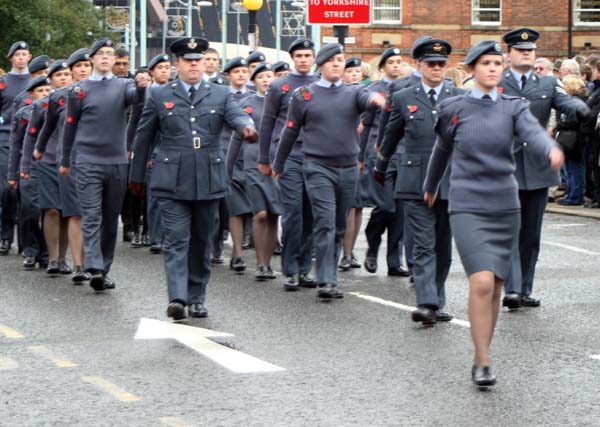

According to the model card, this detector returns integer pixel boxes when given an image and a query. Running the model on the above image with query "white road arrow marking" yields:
[134,318,285,374]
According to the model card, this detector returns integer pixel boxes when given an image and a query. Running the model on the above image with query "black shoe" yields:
[38,260,49,270]
[332,286,344,299]
[521,295,541,307]
[188,303,208,318]
[411,307,437,325]
[502,293,521,310]
[339,255,352,271]
[435,310,453,322]
[167,301,186,321]
[59,261,72,275]
[123,230,134,242]
[388,266,410,277]
[89,273,105,292]
[103,275,115,290]
[364,254,377,273]
[211,255,224,264]
[264,266,276,280]
[72,266,90,284]
[142,234,152,246]
[131,232,143,247]
[273,241,282,256]
[350,253,361,268]
[0,240,10,255]
[241,235,253,250]
[150,243,162,254]
[23,256,36,270]
[298,273,317,288]
[229,257,246,272]
[317,283,335,299]
[283,275,299,291]
[255,266,269,282]
[472,365,497,387]
[46,260,60,275]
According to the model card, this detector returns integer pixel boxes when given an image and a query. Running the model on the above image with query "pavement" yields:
[1,209,600,427]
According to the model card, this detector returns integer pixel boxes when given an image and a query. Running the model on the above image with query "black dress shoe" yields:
[229,257,246,272]
[317,283,335,299]
[272,241,282,256]
[123,231,134,242]
[46,260,60,275]
[472,365,496,387]
[521,295,541,307]
[38,260,49,270]
[167,301,186,321]
[71,266,90,284]
[298,273,317,288]
[283,275,299,291]
[23,256,36,270]
[502,292,521,309]
[103,275,115,289]
[435,310,453,322]
[59,261,72,275]
[411,307,437,325]
[0,240,10,255]
[264,266,276,280]
[131,232,143,247]
[210,255,224,264]
[89,273,105,292]
[388,266,410,277]
[332,286,344,299]
[150,243,162,254]
[189,303,208,318]
[350,254,361,268]
[142,234,152,246]
[364,255,378,273]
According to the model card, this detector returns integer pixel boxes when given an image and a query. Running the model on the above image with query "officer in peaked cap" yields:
[129,36,257,321]
[499,27,592,310]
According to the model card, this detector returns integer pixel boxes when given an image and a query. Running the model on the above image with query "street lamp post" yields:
[242,0,263,53]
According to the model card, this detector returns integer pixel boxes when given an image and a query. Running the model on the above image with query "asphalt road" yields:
[1,212,599,427]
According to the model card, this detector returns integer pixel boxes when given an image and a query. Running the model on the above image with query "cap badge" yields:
[393,48,400,54]
[494,43,502,52]
[433,43,443,52]
[106,40,112,46]
[521,32,529,40]
[303,40,310,47]
[84,54,90,59]
[163,55,169,61]
[62,62,68,68]
[188,39,198,49]
[241,59,247,65]
[20,42,26,48]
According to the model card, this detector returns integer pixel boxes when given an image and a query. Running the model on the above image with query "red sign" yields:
[307,0,371,25]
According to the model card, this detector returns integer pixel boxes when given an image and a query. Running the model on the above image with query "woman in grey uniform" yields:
[423,40,563,388]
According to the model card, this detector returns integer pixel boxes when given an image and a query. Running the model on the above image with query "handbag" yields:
[554,129,578,151]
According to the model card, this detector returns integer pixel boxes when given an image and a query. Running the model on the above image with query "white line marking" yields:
[0,324,24,339]
[0,355,18,370]
[135,318,286,374]
[349,292,471,328]
[159,417,194,427]
[542,240,600,256]
[591,355,600,361]
[546,223,586,228]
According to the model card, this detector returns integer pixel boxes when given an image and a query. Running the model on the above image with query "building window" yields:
[373,0,402,24]
[574,0,600,25]
[472,0,501,25]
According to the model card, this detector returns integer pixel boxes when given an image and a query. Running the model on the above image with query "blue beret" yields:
[223,56,248,73]
[148,53,170,70]
[28,55,51,74]
[503,27,539,50]
[89,37,114,57]
[465,40,503,66]
[410,36,433,59]
[345,57,361,69]
[378,47,402,69]
[250,62,273,80]
[68,48,90,67]
[246,51,266,65]
[26,75,50,92]
[413,38,451,62]
[316,43,344,66]
[7,41,29,58]
[48,60,69,77]
[169,37,208,59]
[272,61,290,73]
[288,38,314,54]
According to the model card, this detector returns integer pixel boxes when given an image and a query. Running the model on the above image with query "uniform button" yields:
[542,95,547,99]
[432,110,437,114]
[407,161,412,164]
[192,130,197,135]
[191,106,195,109]
[191,117,196,122]
[210,109,215,113]
[522,97,526,100]
[409,115,414,119]
[523,142,528,148]
[165,158,169,162]
[168,112,173,116]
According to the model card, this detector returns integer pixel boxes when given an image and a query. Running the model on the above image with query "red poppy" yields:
[303,91,311,101]
[497,86,504,94]
[452,115,458,125]
[24,98,32,105]
[286,120,296,128]
[385,105,392,112]
[408,105,418,113]
[244,106,254,114]
[0,83,6,90]
[42,102,48,109]
[66,115,75,124]
[21,118,28,125]
[164,102,174,109]
[58,98,65,106]
[282,83,290,93]
[77,90,86,99]
[29,127,38,135]
[379,92,385,97]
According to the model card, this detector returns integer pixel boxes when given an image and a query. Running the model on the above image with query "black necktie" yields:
[101,77,107,81]
[482,94,492,100]
[330,83,336,88]
[521,75,527,90]
[189,86,197,101]
[428,88,436,106]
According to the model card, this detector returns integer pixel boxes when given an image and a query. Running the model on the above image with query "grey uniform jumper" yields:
[274,82,376,286]
[499,71,585,295]
[61,75,143,275]
[424,92,556,280]
[259,72,318,277]
[130,79,252,306]
[377,82,465,309]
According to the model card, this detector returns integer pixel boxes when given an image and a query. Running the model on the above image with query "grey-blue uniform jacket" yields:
[499,71,585,190]
[359,78,390,163]
[130,80,253,201]
[20,97,49,174]
[377,82,465,200]
[7,104,33,180]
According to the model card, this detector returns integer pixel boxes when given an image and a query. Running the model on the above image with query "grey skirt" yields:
[450,210,520,280]
[58,165,82,218]
[227,179,253,217]
[37,162,61,210]
[245,168,282,215]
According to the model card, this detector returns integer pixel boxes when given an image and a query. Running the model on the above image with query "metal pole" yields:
[221,0,228,67]
[140,0,147,65]
[237,7,240,56]
[568,0,573,57]
[248,11,257,52]
[312,24,321,50]
[130,0,136,71]
[187,0,192,37]
[275,0,281,61]
[163,1,167,53]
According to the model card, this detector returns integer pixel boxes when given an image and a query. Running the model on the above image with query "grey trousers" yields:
[405,199,451,309]
[19,165,46,259]
[157,197,219,305]
[76,163,128,273]
[146,167,163,244]
[303,162,357,286]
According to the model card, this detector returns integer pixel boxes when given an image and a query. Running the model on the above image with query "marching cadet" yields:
[60,37,148,292]
[7,76,50,269]
[374,39,465,325]
[129,37,257,321]
[21,60,73,277]
[246,51,266,91]
[272,61,290,78]
[258,38,318,291]
[12,55,51,113]
[272,43,385,300]
[202,47,228,85]
[227,62,280,281]
[0,41,31,255]
[219,56,254,272]
[34,48,92,284]
[499,28,591,310]
[343,57,362,85]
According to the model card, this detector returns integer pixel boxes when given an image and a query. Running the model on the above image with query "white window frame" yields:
[574,0,600,26]
[472,0,501,26]
[372,0,402,25]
